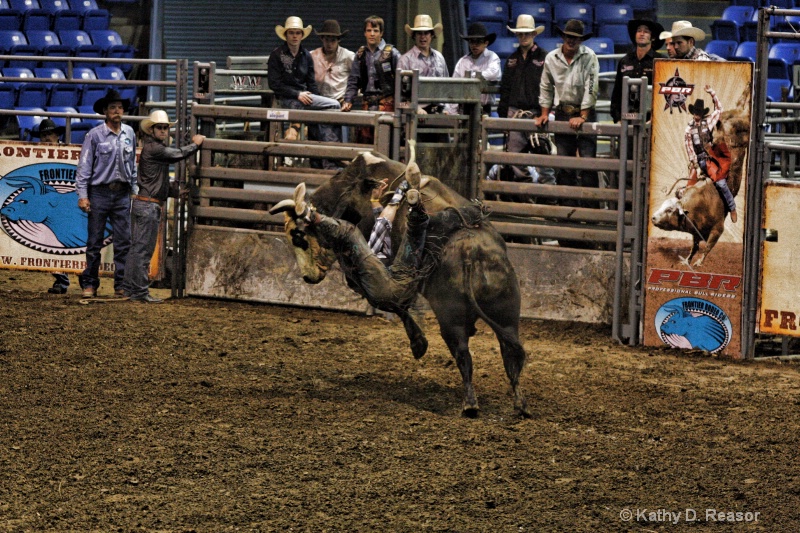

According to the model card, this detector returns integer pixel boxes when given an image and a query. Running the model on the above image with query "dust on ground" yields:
[1,269,799,531]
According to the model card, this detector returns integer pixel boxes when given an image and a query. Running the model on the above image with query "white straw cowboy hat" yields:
[659,20,706,42]
[507,14,545,36]
[140,109,174,136]
[276,16,312,41]
[404,14,443,36]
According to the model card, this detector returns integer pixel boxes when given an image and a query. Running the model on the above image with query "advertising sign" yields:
[643,60,753,358]
[0,141,115,276]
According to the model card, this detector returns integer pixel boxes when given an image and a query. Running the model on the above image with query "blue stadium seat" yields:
[69,120,92,143]
[26,29,72,68]
[44,105,78,128]
[597,23,630,49]
[705,40,738,61]
[15,105,45,140]
[0,81,16,107]
[489,36,518,60]
[89,29,135,73]
[766,78,791,102]
[468,0,509,22]
[768,57,790,80]
[510,2,551,35]
[58,28,101,66]
[583,37,615,72]
[511,2,551,22]
[469,20,507,38]
[81,8,107,30]
[77,103,102,125]
[741,10,783,42]
[626,0,656,11]
[769,43,800,78]
[52,8,80,30]
[730,0,760,7]
[0,0,22,31]
[36,67,80,106]
[594,4,633,24]
[554,3,593,31]
[94,64,136,102]
[4,66,47,106]
[10,0,50,31]
[536,36,561,53]
[0,29,37,67]
[710,20,740,42]
[734,41,757,62]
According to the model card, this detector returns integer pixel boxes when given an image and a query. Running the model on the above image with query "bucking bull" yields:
[269,151,530,418]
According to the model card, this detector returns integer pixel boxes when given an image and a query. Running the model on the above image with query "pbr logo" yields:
[659,68,695,114]
[655,297,732,353]
[0,163,112,254]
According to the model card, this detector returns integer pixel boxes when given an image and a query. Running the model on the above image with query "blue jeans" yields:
[79,184,131,291]
[121,199,161,298]
[279,95,342,169]
[553,108,598,190]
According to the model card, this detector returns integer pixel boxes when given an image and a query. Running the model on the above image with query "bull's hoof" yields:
[515,403,533,419]
[462,405,480,418]
[411,336,428,359]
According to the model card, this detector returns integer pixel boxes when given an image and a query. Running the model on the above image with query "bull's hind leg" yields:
[440,325,480,417]
[496,330,531,418]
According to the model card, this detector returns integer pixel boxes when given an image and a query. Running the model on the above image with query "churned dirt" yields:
[1,269,800,532]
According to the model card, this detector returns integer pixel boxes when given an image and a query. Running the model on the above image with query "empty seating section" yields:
[554,3,592,31]
[583,37,615,72]
[705,40,738,61]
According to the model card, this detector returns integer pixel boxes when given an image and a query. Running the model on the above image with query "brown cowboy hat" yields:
[315,19,348,38]
[555,19,593,41]
[460,22,497,45]
[627,19,665,49]
[92,88,130,114]
[688,99,710,117]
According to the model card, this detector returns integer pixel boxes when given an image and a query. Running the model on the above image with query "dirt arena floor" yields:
[2,269,800,532]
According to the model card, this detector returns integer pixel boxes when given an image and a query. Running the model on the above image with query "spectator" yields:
[398,14,449,92]
[267,16,341,145]
[33,119,71,294]
[659,21,715,61]
[310,19,355,145]
[610,19,664,124]
[121,110,205,303]
[661,33,676,58]
[75,89,136,299]
[535,19,600,201]
[497,14,555,186]
[342,15,401,144]
[445,22,501,116]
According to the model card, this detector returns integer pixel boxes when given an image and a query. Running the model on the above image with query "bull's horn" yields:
[292,183,307,217]
[406,162,421,188]
[406,139,416,167]
[268,198,296,215]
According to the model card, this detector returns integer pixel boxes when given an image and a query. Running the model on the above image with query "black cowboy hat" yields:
[92,88,131,115]
[31,118,65,138]
[460,22,497,46]
[627,19,665,50]
[688,99,710,117]
[314,19,348,38]
[555,19,593,41]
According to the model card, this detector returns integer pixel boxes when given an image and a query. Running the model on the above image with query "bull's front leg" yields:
[693,227,723,267]
[397,309,428,359]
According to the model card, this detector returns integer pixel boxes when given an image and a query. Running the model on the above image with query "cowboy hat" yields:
[688,99,710,117]
[140,109,175,136]
[92,88,131,115]
[460,21,497,45]
[555,19,593,41]
[276,16,312,41]
[661,20,706,42]
[507,14,545,35]
[315,19,348,38]
[32,118,65,138]
[404,14,443,36]
[627,19,665,49]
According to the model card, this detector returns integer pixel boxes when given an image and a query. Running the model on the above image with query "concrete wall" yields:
[186,227,625,324]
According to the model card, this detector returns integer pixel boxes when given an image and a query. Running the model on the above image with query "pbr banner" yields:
[643,60,752,358]
[0,141,125,277]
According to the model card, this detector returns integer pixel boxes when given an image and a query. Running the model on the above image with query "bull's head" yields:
[269,183,335,284]
[0,176,57,223]
[651,197,684,231]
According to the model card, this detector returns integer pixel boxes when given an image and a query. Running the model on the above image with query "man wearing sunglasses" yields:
[120,110,204,303]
